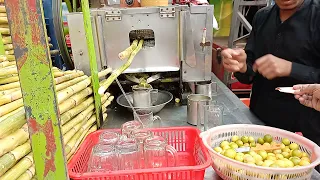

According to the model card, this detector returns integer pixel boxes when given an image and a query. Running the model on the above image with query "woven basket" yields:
[140,0,168,7]
[201,124,320,180]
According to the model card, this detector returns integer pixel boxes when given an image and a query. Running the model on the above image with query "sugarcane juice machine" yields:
[67,3,214,102]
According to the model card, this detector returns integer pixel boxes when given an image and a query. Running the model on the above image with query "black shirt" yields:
[234,0,320,145]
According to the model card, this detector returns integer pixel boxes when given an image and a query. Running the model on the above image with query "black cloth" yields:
[234,0,320,146]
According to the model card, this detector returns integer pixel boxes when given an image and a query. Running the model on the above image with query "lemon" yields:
[235,154,244,162]
[289,143,299,150]
[274,160,286,168]
[273,149,282,154]
[256,160,264,166]
[253,154,263,162]
[271,141,277,146]
[257,137,264,145]
[244,143,250,147]
[224,149,237,159]
[258,150,268,160]
[267,153,276,156]
[280,143,286,149]
[289,157,301,166]
[267,155,277,161]
[270,163,281,168]
[222,145,231,150]
[276,154,284,160]
[264,134,273,143]
[291,149,302,158]
[248,151,257,157]
[231,135,240,142]
[244,154,255,164]
[248,136,255,143]
[214,147,223,153]
[284,159,294,167]
[236,140,244,146]
[299,159,310,166]
[301,157,311,163]
[282,147,291,153]
[262,160,274,167]
[250,142,256,147]
[263,142,271,147]
[220,141,229,148]
[301,152,309,158]
[282,152,290,159]
[241,136,249,143]
[282,138,291,146]
[229,143,239,149]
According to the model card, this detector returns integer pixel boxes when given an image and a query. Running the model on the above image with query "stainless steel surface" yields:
[187,94,210,125]
[97,7,180,73]
[105,73,320,179]
[195,81,212,97]
[132,85,156,107]
[68,5,214,83]
[116,90,173,113]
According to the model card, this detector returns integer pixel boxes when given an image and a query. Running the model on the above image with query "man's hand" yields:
[253,54,292,79]
[221,48,247,73]
[293,84,320,112]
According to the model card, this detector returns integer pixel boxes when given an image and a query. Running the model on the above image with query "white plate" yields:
[276,87,295,94]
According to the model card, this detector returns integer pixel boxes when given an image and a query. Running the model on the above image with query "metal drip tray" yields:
[116,90,173,113]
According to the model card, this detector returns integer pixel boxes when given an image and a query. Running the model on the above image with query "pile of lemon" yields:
[214,134,311,168]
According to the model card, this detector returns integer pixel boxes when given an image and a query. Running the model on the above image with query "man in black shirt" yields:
[221,0,320,149]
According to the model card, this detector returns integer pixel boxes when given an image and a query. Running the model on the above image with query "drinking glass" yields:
[204,105,223,131]
[144,136,178,168]
[116,137,140,170]
[121,120,143,137]
[211,81,218,97]
[99,131,119,145]
[88,143,118,172]
[132,129,153,168]
[133,109,161,128]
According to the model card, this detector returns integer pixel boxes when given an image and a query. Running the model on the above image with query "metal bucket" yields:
[187,94,211,126]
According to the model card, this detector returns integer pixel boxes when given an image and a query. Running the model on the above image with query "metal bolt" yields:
[79,51,83,56]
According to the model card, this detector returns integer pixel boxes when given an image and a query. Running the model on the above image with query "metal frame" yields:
[5,0,69,179]
[223,0,271,86]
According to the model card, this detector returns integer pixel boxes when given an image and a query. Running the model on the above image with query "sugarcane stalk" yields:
[16,165,35,180]
[0,88,20,97]
[55,75,88,92]
[0,55,7,62]
[67,124,91,162]
[0,13,6,17]
[63,121,84,145]
[0,107,24,123]
[0,61,15,68]
[60,97,94,125]
[0,90,22,106]
[0,66,17,77]
[98,39,144,95]
[0,17,8,24]
[54,71,84,85]
[61,107,94,134]
[0,107,26,138]
[53,71,64,78]
[0,24,8,28]
[103,113,108,122]
[0,28,9,35]
[0,75,19,85]
[58,87,92,114]
[0,142,31,176]
[5,55,14,61]
[118,40,139,60]
[0,81,20,91]
[66,114,97,160]
[0,6,5,13]
[0,124,28,157]
[2,37,11,45]
[0,98,23,117]
[57,78,91,104]
[0,153,33,180]
[4,44,13,51]
[98,67,112,78]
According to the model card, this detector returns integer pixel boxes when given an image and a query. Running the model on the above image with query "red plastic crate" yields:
[68,127,211,180]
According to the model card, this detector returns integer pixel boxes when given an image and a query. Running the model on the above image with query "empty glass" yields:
[116,137,140,170]
[133,109,161,128]
[211,82,218,97]
[99,131,119,145]
[144,136,178,168]
[88,143,118,172]
[132,129,153,168]
[121,120,143,137]
[204,105,223,131]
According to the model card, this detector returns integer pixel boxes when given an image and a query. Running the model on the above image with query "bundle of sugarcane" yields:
[0,67,115,179]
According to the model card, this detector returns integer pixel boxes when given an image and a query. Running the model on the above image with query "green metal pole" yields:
[81,0,103,128]
[5,0,69,179]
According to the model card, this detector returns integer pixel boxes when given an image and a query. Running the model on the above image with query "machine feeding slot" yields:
[129,29,155,48]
